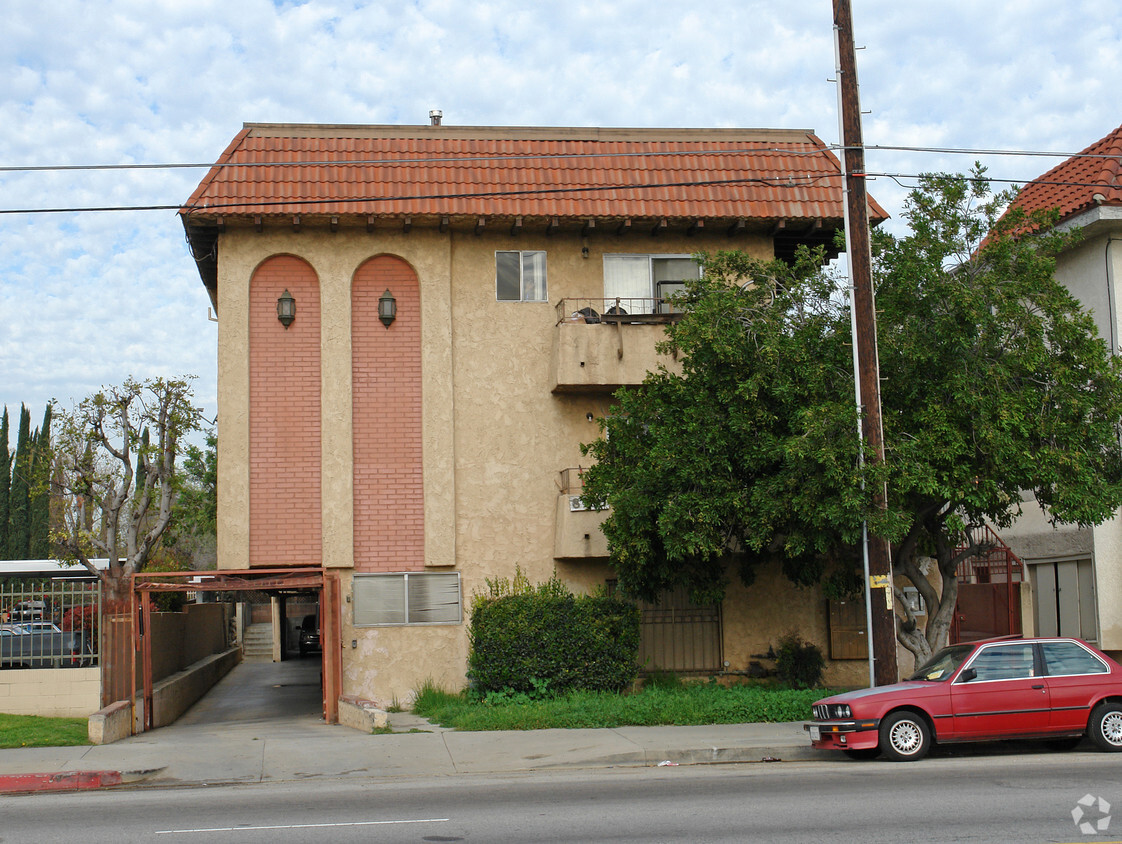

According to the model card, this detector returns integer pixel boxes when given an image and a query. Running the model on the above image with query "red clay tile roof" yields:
[1010,123,1122,222]
[180,123,887,225]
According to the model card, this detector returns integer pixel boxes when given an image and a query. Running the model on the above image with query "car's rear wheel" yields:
[842,747,881,760]
[1089,701,1122,751]
[879,711,931,761]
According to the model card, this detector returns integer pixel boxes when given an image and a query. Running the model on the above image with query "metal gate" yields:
[635,586,722,675]
[950,525,1024,643]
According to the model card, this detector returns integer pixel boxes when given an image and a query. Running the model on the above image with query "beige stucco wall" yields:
[1055,220,1122,355]
[1001,227,1122,650]
[552,321,683,391]
[217,219,875,704]
[1054,232,1122,648]
[0,667,100,718]
[1091,514,1122,650]
[721,565,870,688]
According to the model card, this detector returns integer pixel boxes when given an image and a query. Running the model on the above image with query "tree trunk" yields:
[101,567,133,608]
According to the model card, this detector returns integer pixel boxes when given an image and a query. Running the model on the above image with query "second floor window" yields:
[497,251,547,302]
[603,254,701,310]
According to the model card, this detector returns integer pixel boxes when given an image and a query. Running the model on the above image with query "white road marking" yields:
[155,817,450,834]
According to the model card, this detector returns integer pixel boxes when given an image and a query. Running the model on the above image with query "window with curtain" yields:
[603,254,701,313]
[496,251,547,302]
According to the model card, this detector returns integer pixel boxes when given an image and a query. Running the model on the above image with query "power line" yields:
[0,146,837,175]
[0,155,1117,216]
[860,144,1120,160]
[0,169,1117,216]
[0,142,1116,176]
[1,173,840,216]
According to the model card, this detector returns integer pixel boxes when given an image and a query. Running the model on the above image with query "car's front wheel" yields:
[1088,701,1122,751]
[879,710,931,762]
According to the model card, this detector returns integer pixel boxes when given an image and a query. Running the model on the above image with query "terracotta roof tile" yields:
[181,123,887,225]
[1010,124,1122,222]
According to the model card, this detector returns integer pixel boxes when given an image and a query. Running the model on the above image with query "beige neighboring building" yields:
[180,121,888,712]
[995,124,1122,661]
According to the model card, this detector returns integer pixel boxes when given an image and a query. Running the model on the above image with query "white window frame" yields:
[496,250,547,302]
[353,572,462,627]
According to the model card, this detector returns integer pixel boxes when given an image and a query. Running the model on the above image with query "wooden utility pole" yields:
[833,0,898,686]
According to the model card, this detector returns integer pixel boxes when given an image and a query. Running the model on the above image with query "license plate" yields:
[809,726,821,741]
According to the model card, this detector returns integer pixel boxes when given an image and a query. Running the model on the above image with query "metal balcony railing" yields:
[555,297,684,325]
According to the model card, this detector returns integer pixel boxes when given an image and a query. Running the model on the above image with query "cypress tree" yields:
[0,407,9,558]
[7,405,31,559]
[28,403,52,558]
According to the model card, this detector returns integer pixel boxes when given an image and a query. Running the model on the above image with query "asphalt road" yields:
[4,747,1122,843]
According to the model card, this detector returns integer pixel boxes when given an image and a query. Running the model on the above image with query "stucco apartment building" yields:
[998,124,1122,657]
[180,122,887,708]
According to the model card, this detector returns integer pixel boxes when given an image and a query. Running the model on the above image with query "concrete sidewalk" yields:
[0,660,821,793]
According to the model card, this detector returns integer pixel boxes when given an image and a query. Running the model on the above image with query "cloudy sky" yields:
[2,0,1120,444]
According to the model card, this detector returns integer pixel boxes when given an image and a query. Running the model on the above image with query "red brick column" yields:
[352,255,423,572]
[248,255,322,566]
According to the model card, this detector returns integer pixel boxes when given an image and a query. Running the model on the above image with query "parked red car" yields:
[805,636,1122,761]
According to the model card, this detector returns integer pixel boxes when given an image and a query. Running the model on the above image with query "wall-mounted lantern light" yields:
[276,289,296,328]
[378,288,397,328]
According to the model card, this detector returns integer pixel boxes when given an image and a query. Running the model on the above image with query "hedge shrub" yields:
[467,573,640,696]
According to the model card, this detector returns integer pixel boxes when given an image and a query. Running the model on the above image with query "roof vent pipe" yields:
[429,109,443,126]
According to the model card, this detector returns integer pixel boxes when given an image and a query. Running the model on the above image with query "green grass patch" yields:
[0,713,90,748]
[411,681,833,731]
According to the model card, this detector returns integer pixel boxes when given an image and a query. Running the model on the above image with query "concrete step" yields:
[242,623,274,661]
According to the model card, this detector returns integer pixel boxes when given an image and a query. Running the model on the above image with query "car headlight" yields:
[829,704,852,719]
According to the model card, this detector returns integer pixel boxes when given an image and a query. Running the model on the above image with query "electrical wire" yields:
[0,144,1117,216]
[2,173,841,216]
[0,141,1117,175]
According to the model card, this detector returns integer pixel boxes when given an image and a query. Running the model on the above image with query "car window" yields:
[963,643,1036,682]
[1041,641,1108,676]
[909,644,974,681]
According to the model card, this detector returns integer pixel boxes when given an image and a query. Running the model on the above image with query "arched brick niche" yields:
[248,255,322,566]
[351,255,424,572]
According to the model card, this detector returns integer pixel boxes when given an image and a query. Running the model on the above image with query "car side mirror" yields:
[958,667,977,683]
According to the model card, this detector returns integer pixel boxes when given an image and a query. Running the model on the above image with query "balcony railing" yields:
[555,297,684,326]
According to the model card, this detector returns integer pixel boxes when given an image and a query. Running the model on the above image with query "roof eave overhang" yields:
[1056,204,1122,241]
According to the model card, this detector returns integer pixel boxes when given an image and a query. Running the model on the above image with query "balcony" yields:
[552,298,683,393]
[554,467,610,560]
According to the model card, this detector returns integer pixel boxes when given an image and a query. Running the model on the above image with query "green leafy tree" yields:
[581,170,1122,663]
[582,247,872,608]
[163,430,218,569]
[28,403,52,558]
[6,405,32,559]
[0,407,9,556]
[50,377,202,602]
[174,431,217,538]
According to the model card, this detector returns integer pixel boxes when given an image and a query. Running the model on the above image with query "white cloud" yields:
[1,0,1120,441]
